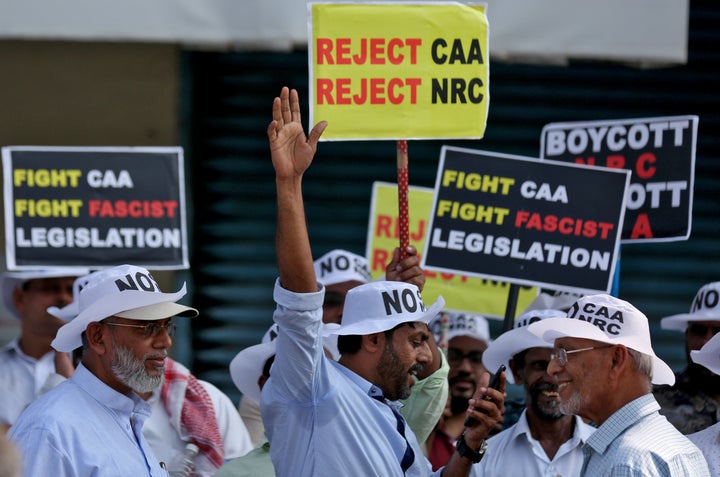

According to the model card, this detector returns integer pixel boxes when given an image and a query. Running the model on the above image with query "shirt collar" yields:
[71,362,152,419]
[330,360,403,411]
[585,393,658,454]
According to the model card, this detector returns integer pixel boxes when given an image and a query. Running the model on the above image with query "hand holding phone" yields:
[464,364,505,427]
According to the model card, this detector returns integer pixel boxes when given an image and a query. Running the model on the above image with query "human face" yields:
[546,337,613,423]
[14,277,76,346]
[104,317,173,394]
[513,347,562,421]
[447,336,488,404]
[322,280,364,324]
[377,323,432,401]
[686,321,720,353]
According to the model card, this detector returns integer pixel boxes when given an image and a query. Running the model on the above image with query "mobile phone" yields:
[464,364,506,427]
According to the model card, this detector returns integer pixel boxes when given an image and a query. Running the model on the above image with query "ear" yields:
[609,344,629,377]
[12,288,25,314]
[508,358,524,385]
[85,322,109,356]
[361,332,384,353]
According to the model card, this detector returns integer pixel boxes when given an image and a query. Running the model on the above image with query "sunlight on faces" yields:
[107,322,169,394]
[550,338,608,417]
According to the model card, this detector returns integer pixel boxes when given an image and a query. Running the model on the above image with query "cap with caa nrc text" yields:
[313,249,371,287]
[526,294,674,385]
[50,265,198,352]
[323,281,444,337]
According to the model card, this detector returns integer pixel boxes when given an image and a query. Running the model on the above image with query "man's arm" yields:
[267,87,327,293]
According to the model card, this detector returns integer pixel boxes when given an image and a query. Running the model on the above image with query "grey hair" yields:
[627,348,654,393]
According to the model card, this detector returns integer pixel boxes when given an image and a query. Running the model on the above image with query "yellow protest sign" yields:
[308,2,489,140]
[366,182,537,318]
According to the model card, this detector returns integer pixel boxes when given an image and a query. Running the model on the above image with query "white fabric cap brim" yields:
[482,329,551,384]
[230,340,277,405]
[527,317,675,385]
[690,332,720,375]
[51,284,197,352]
[1,268,90,321]
[661,312,720,331]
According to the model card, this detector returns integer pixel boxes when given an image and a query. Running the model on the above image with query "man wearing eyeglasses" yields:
[426,311,492,470]
[527,294,709,476]
[9,264,198,477]
[654,281,720,434]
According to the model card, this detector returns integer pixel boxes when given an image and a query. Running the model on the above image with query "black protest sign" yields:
[2,146,189,269]
[541,116,698,243]
[422,147,630,294]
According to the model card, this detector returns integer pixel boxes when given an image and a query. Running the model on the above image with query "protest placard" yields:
[308,1,489,140]
[422,147,630,294]
[2,146,189,270]
[541,115,698,242]
[367,181,537,318]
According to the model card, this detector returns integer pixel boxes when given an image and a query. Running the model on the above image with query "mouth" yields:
[146,356,166,369]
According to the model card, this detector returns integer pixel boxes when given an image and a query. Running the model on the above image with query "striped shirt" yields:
[581,394,710,476]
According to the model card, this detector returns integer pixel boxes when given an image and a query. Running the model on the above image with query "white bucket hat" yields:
[526,294,675,385]
[429,311,492,344]
[323,281,444,336]
[690,331,720,375]
[230,324,279,405]
[314,249,371,287]
[483,309,566,384]
[1,268,90,320]
[50,264,198,352]
[661,282,720,331]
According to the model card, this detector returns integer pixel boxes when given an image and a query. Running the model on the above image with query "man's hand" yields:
[461,369,506,447]
[385,245,426,292]
[267,87,327,181]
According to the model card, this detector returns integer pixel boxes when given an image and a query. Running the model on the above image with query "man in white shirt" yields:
[0,268,89,430]
[474,308,595,476]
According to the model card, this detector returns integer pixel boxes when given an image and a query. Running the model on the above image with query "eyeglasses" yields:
[550,345,611,366]
[105,320,176,338]
[446,348,484,367]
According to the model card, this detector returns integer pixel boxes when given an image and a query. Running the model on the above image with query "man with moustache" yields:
[655,281,720,434]
[262,86,505,477]
[472,309,595,476]
[9,264,198,476]
[426,311,492,470]
[527,294,709,476]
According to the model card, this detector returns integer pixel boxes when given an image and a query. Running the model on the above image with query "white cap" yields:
[526,294,674,385]
[323,281,444,336]
[482,309,565,384]
[314,249,371,287]
[661,282,720,331]
[50,265,198,351]
[430,311,491,344]
[691,331,720,375]
[1,268,90,320]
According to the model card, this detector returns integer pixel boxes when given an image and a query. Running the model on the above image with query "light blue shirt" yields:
[471,409,595,477]
[581,394,710,477]
[9,363,168,477]
[261,279,440,477]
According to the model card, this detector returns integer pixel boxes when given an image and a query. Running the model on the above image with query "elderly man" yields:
[0,268,89,430]
[527,294,709,476]
[261,86,504,477]
[9,264,198,476]
[655,281,720,434]
[474,308,595,476]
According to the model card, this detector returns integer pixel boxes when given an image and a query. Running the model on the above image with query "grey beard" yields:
[111,344,164,393]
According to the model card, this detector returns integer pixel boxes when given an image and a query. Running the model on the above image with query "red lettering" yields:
[606,155,625,169]
[574,157,596,166]
[317,79,334,105]
[630,213,653,239]
[372,249,390,273]
[316,38,334,64]
[336,38,352,64]
[376,215,393,238]
[635,152,656,179]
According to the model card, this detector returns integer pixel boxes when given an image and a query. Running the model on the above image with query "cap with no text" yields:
[661,282,720,331]
[482,309,565,384]
[313,249,371,287]
[526,294,674,385]
[1,268,91,320]
[690,331,720,375]
[522,290,584,314]
[230,324,279,405]
[50,264,198,352]
[430,311,491,344]
[323,281,444,336]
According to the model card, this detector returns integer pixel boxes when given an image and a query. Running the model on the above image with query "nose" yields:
[153,327,173,349]
[417,341,432,364]
[546,358,562,377]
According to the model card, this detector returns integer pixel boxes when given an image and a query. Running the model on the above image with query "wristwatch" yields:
[456,432,487,463]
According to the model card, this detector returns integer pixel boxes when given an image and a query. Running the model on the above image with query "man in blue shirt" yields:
[9,264,198,477]
[527,294,710,476]
[262,86,505,477]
